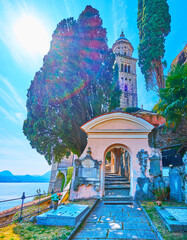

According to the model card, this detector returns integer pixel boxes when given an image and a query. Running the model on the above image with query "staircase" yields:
[103,173,133,204]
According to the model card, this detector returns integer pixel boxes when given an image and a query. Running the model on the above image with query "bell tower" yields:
[112,31,138,108]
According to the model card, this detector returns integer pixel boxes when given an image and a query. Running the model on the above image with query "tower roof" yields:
[117,30,128,41]
[112,30,134,52]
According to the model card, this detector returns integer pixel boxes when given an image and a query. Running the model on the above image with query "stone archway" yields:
[70,112,154,200]
[104,144,131,197]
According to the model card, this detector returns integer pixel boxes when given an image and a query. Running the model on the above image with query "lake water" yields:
[0,182,49,212]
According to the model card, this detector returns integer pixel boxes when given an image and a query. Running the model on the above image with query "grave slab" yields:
[36,203,89,226]
[155,206,187,232]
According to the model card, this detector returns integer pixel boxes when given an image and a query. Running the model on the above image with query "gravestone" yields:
[36,204,89,226]
[73,147,101,192]
[135,149,154,200]
[149,151,161,177]
[169,166,183,202]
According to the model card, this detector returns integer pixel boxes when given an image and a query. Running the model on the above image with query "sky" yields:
[0,0,186,175]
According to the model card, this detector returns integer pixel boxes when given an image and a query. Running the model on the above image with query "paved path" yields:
[73,201,158,240]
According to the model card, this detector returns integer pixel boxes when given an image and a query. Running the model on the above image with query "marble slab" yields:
[36,204,89,226]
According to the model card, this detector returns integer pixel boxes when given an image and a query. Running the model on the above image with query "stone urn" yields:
[53,201,58,210]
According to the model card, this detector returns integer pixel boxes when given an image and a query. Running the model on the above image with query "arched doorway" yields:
[70,112,154,200]
[53,172,65,192]
[104,144,131,197]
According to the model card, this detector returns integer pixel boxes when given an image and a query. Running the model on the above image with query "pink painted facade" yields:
[69,112,154,200]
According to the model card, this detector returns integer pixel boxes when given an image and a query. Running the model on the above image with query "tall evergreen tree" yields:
[23,6,118,164]
[137,0,171,90]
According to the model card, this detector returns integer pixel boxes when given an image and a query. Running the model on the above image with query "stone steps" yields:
[104,173,130,198]
[105,185,130,190]
[105,177,128,181]
[102,195,133,201]
[105,181,130,185]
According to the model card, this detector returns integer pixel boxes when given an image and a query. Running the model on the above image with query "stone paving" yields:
[73,201,158,239]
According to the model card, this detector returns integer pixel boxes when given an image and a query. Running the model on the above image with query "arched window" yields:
[125,64,127,72]
[124,85,128,92]
[121,63,124,72]
[125,78,127,81]
[128,65,131,73]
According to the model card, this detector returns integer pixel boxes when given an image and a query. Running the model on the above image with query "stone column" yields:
[48,161,58,193]
[110,151,115,173]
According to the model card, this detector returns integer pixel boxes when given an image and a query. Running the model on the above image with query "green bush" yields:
[153,187,170,201]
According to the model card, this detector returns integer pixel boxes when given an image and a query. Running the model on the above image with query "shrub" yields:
[153,187,170,201]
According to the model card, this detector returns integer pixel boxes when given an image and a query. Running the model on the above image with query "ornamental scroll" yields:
[73,147,101,192]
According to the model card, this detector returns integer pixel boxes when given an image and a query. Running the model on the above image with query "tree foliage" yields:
[23,6,120,164]
[137,0,171,90]
[109,64,121,112]
[154,63,187,127]
[123,107,141,113]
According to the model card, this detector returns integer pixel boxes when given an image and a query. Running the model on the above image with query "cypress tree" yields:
[23,6,118,164]
[137,0,171,90]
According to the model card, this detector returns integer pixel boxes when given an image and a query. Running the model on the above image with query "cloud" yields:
[0,106,20,124]
[0,75,26,111]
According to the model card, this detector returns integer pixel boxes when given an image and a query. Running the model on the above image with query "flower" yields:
[156,200,162,206]
[51,193,61,202]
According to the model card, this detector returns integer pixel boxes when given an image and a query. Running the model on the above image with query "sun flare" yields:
[13,15,50,55]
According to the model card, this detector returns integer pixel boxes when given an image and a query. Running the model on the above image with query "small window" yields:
[124,85,128,92]
[124,52,126,56]
[128,65,131,73]
[125,64,127,72]
[121,63,124,72]
[129,79,131,81]
[121,77,123,80]
[125,78,127,80]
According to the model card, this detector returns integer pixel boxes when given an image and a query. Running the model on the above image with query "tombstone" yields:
[169,166,183,202]
[149,150,161,177]
[137,149,149,178]
[135,149,154,200]
[73,147,101,192]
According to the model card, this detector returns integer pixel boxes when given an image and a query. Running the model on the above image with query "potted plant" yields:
[51,193,61,210]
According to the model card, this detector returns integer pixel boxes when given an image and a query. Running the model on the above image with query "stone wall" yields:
[148,118,187,149]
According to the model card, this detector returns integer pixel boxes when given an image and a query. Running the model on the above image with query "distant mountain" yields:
[42,171,51,179]
[0,170,51,183]
[0,170,14,177]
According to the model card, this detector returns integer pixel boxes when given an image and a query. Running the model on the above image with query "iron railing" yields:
[0,189,68,228]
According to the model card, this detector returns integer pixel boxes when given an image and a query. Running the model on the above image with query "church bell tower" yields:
[112,31,138,109]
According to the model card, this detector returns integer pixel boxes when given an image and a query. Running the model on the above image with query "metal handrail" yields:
[0,188,69,228]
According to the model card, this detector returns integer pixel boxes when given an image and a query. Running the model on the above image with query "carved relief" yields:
[73,147,101,192]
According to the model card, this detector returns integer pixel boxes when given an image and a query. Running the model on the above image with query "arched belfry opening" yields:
[104,144,131,197]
